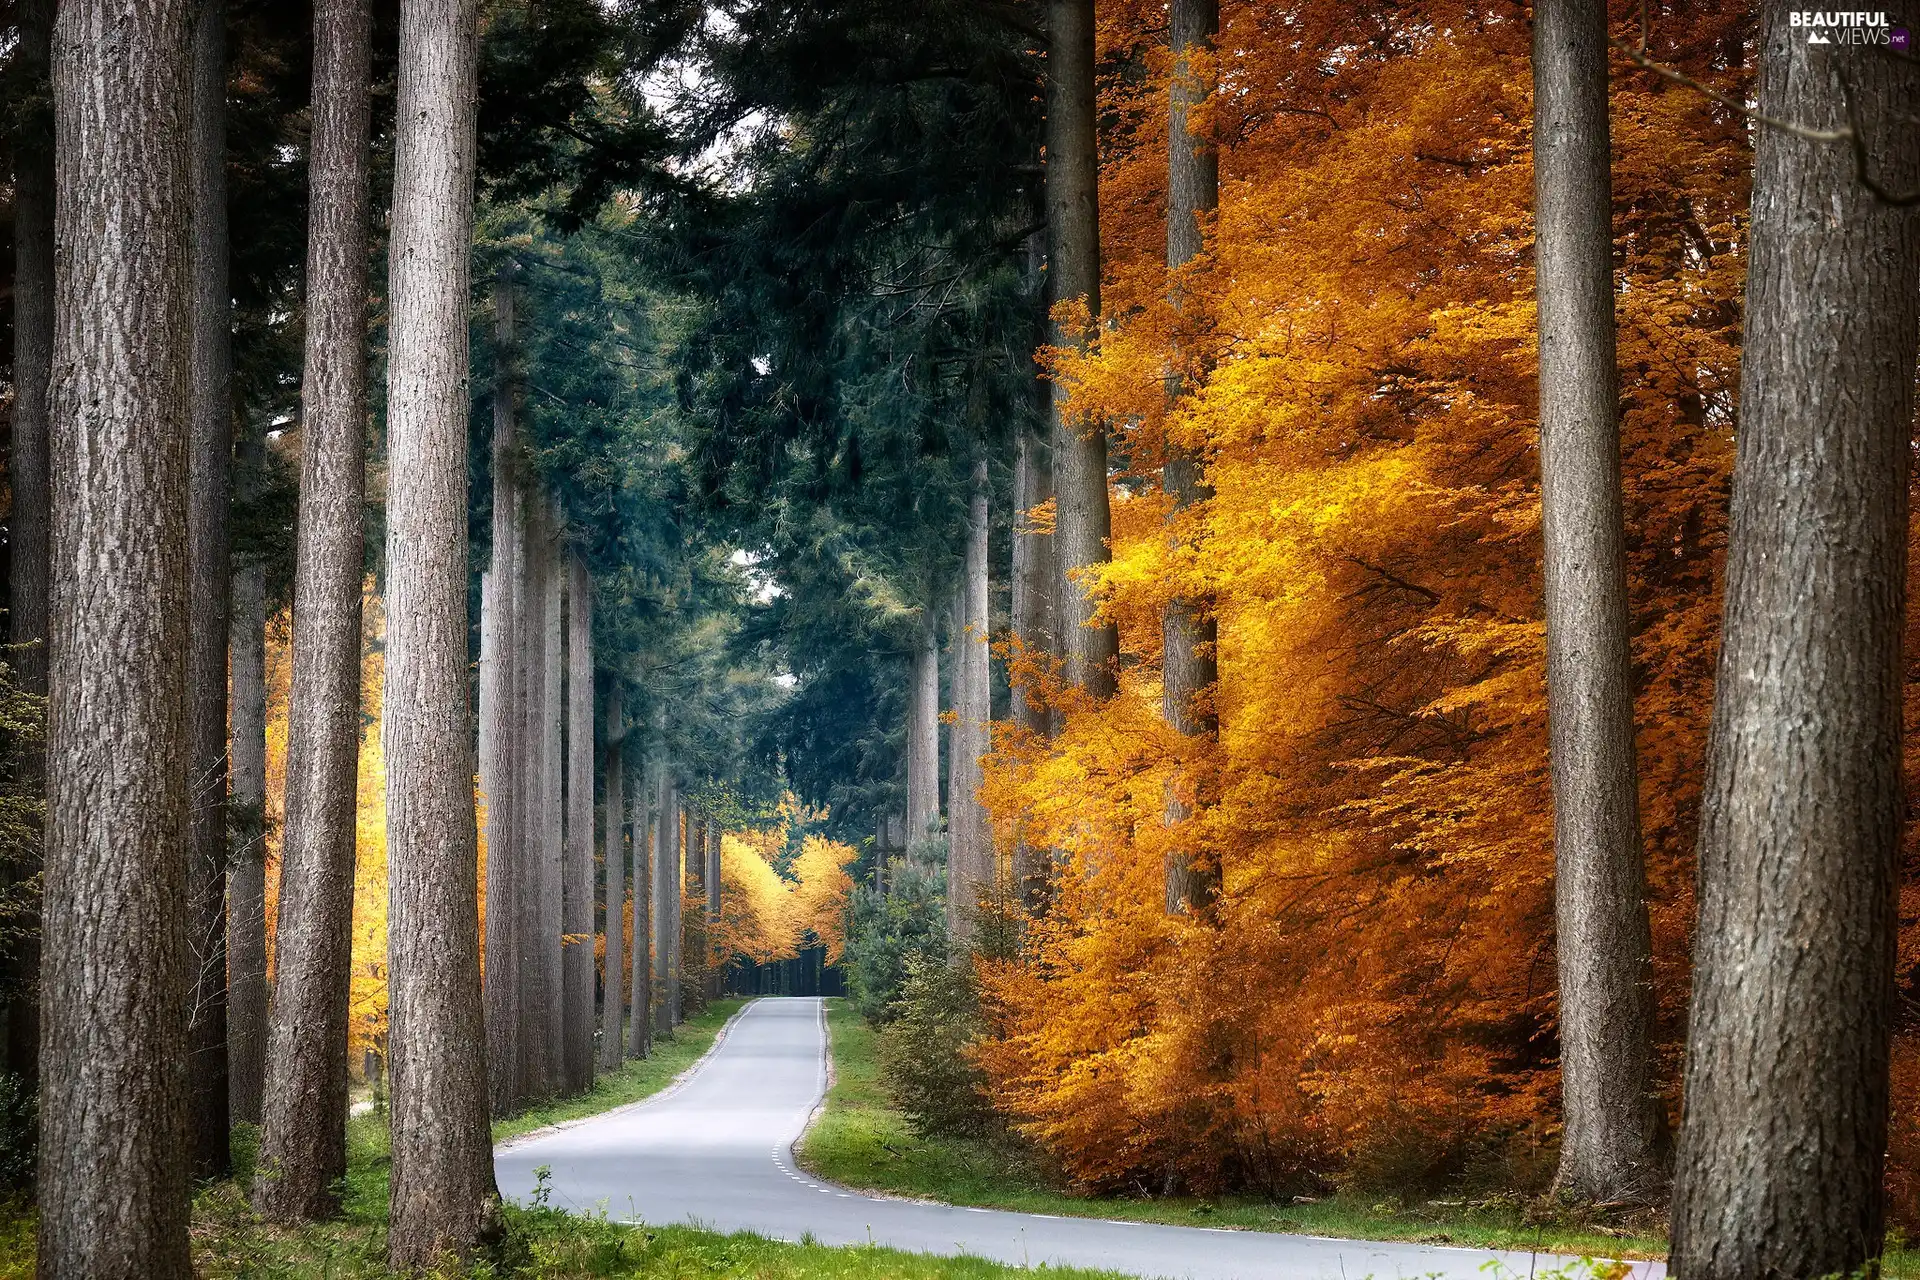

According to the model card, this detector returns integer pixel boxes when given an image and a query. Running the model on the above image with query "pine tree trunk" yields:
[39,0,195,1269]
[1668,12,1920,1277]
[1045,0,1116,699]
[563,554,596,1092]
[538,518,566,1080]
[226,556,268,1127]
[516,495,555,1099]
[686,809,706,998]
[705,821,721,998]
[948,460,992,952]
[653,777,675,1037]
[252,0,372,1216]
[185,0,234,1176]
[668,790,684,1025]
[628,761,652,1057]
[1531,0,1664,1206]
[482,265,523,1116]
[4,0,54,1088]
[1160,0,1221,918]
[906,621,941,845]
[599,690,625,1070]
[381,0,498,1263]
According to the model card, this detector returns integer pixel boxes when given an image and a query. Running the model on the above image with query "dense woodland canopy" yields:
[0,0,1916,1276]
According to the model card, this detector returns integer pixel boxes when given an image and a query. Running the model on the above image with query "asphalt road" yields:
[495,997,1663,1280]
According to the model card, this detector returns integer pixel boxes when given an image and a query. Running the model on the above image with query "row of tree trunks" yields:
[380,0,497,1264]
[252,0,375,1221]
[599,691,626,1069]
[947,459,992,951]
[38,0,198,1270]
[563,556,596,1093]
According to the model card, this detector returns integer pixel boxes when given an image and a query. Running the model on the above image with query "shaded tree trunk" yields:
[39,0,195,1270]
[906,621,941,845]
[563,553,595,1092]
[949,459,992,953]
[599,689,625,1071]
[1668,9,1920,1276]
[1531,0,1664,1206]
[252,0,373,1216]
[481,264,523,1116]
[652,775,675,1037]
[687,809,706,998]
[668,788,683,1025]
[705,819,721,999]
[185,0,233,1176]
[1160,0,1221,918]
[380,0,498,1263]
[4,0,54,1089]
[516,495,555,1099]
[1045,0,1116,699]
[226,554,268,1127]
[537,515,566,1081]
[627,760,652,1058]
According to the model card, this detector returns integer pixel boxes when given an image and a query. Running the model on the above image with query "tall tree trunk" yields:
[686,808,706,998]
[652,775,675,1037]
[185,0,233,1176]
[39,0,195,1270]
[599,690,625,1070]
[563,553,595,1092]
[668,789,683,1025]
[1668,11,1920,1278]
[516,494,554,1099]
[226,554,268,1127]
[628,759,652,1057]
[1045,0,1116,699]
[537,516,566,1081]
[949,460,992,953]
[252,0,373,1216]
[381,0,497,1263]
[906,621,941,845]
[705,820,721,998]
[1531,0,1664,1205]
[1160,0,1221,918]
[5,0,54,1089]
[481,265,523,1116]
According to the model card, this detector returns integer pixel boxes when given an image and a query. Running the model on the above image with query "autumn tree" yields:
[38,0,195,1270]
[1669,8,1920,1276]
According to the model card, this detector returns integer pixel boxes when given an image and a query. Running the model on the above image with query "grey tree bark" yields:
[628,761,653,1057]
[537,515,566,1079]
[482,264,523,1116]
[687,808,707,997]
[1160,0,1221,918]
[948,460,993,952]
[906,620,942,845]
[1046,0,1116,699]
[1668,9,1920,1277]
[705,819,721,998]
[185,0,233,1176]
[654,780,678,1034]
[516,496,555,1099]
[39,0,195,1270]
[381,0,498,1263]
[599,690,625,1070]
[252,0,373,1217]
[1531,0,1665,1206]
[5,0,54,1087]
[226,550,268,1127]
[563,553,596,1092]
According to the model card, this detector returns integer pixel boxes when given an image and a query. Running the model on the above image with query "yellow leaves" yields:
[712,809,856,968]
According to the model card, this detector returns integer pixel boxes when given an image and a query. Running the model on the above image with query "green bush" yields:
[876,953,996,1140]
[843,843,947,1024]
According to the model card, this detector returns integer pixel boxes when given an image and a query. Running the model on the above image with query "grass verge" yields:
[797,998,1684,1265]
[4,997,1126,1279]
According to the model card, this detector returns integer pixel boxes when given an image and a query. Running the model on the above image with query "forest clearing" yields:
[0,0,1916,1277]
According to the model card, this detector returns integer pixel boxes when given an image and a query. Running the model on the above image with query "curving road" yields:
[495,997,1663,1280]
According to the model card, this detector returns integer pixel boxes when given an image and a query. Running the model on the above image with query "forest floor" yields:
[796,999,1706,1268]
[0,997,1121,1280]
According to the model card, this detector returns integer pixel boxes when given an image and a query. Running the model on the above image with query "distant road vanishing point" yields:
[494,997,1663,1280]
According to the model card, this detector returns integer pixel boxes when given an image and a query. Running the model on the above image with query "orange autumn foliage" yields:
[979,0,1769,1200]
[711,803,856,967]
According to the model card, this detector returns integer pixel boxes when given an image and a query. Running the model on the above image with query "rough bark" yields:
[668,791,684,1025]
[599,690,625,1071]
[686,809,706,997]
[652,776,675,1037]
[563,554,596,1093]
[185,0,234,1176]
[1046,0,1116,699]
[39,0,195,1270]
[516,496,555,1099]
[949,460,993,952]
[226,556,268,1127]
[906,621,942,845]
[252,0,373,1217]
[538,516,566,1079]
[1160,0,1222,918]
[627,763,652,1058]
[481,264,523,1116]
[1530,0,1664,1206]
[4,0,54,1087]
[1668,10,1920,1277]
[381,0,498,1263]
